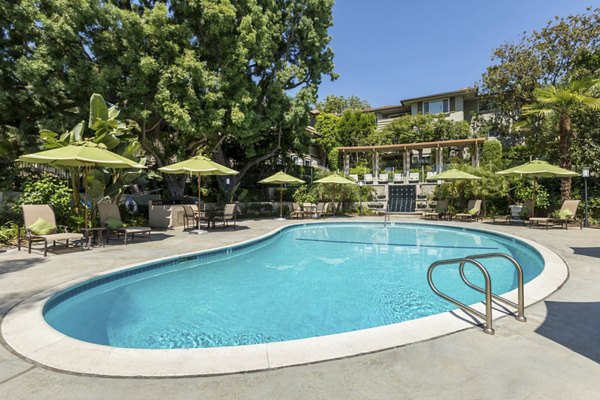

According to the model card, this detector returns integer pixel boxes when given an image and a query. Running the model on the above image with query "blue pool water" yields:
[44,223,544,349]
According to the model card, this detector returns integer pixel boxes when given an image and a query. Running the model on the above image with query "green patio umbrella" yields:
[259,171,305,220]
[426,168,481,211]
[314,174,357,214]
[426,168,482,182]
[18,143,146,229]
[159,155,238,233]
[497,160,579,217]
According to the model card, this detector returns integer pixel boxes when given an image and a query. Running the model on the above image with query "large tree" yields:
[0,0,336,198]
[316,95,370,114]
[477,7,600,135]
[522,78,600,201]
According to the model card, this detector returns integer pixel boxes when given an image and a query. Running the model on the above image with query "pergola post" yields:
[343,151,350,175]
[403,149,409,184]
[372,150,379,182]
[436,146,443,173]
[473,143,480,167]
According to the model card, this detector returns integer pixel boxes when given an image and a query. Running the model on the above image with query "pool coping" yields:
[0,221,568,377]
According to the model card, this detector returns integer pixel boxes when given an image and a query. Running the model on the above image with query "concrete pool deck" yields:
[0,216,599,399]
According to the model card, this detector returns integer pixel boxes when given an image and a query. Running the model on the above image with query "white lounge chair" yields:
[364,174,373,184]
[393,173,403,183]
[409,172,420,182]
[349,174,359,182]
[378,173,389,183]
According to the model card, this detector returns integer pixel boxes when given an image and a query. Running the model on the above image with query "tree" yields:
[477,7,600,134]
[522,78,600,200]
[316,95,370,114]
[314,112,341,169]
[337,109,376,147]
[0,0,336,199]
[480,138,503,171]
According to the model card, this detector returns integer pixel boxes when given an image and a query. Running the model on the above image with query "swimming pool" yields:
[43,223,544,349]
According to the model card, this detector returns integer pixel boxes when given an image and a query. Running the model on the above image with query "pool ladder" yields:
[427,253,527,335]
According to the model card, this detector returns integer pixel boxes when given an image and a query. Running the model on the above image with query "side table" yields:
[82,227,107,248]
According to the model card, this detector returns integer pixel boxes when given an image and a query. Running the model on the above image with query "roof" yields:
[362,104,407,113]
[337,137,486,152]
[400,88,477,104]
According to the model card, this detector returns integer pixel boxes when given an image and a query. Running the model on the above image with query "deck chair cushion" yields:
[468,208,478,216]
[105,216,123,229]
[29,217,55,235]
[556,209,572,219]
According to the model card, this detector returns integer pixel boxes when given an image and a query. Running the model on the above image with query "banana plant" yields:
[38,94,153,210]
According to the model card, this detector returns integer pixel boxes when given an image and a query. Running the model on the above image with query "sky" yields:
[317,0,596,107]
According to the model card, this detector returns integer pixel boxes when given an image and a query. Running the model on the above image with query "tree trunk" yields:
[558,113,572,201]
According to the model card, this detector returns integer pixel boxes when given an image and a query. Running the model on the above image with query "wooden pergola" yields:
[338,137,486,184]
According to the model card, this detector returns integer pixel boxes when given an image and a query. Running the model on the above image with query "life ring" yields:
[124,196,138,214]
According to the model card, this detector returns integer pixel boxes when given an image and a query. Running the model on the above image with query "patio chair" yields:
[529,200,582,230]
[213,203,237,229]
[302,202,315,218]
[364,174,373,184]
[455,200,482,221]
[290,202,303,219]
[393,173,403,183]
[98,203,151,244]
[323,202,333,216]
[422,199,449,220]
[314,202,327,218]
[18,204,84,257]
[378,173,389,183]
[182,204,205,230]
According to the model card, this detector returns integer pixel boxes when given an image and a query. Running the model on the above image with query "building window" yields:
[423,99,449,114]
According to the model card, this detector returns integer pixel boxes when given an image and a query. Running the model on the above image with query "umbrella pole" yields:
[280,183,283,219]
[197,174,202,228]
[83,165,89,229]
[533,177,537,218]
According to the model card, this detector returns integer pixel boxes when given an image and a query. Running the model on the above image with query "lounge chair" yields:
[213,203,237,229]
[422,199,449,220]
[364,174,373,184]
[426,171,438,180]
[378,173,389,183]
[290,202,303,219]
[18,204,84,257]
[409,172,420,182]
[349,174,359,182]
[393,173,403,183]
[455,200,482,221]
[98,203,151,244]
[529,200,582,230]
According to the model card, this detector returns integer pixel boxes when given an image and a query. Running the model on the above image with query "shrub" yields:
[15,174,80,229]
[0,222,18,245]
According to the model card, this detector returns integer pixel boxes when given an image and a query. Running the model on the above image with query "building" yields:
[368,88,486,131]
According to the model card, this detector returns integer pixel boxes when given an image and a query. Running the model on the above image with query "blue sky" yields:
[318,0,595,107]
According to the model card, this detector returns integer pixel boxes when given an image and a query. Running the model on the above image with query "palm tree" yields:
[522,78,600,201]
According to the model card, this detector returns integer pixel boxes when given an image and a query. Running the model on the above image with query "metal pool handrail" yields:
[460,253,526,322]
[427,257,495,335]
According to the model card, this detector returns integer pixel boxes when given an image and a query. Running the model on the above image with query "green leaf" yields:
[89,94,109,126]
